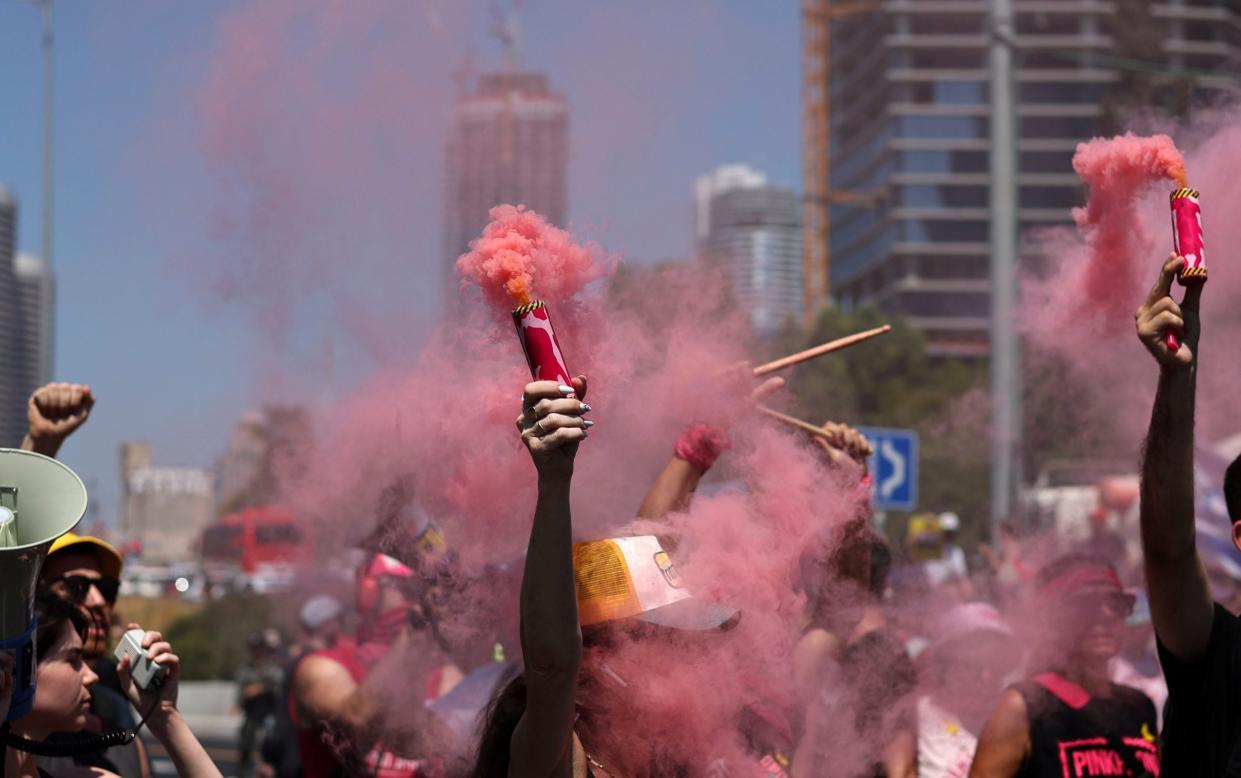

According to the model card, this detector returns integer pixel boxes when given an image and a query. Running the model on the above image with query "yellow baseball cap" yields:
[573,535,738,631]
[47,532,123,579]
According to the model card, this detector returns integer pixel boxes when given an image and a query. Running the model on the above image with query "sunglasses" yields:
[56,574,120,605]
[1065,591,1136,620]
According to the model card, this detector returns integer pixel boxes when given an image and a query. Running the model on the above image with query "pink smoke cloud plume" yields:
[265,201,882,770]
[1021,115,1241,453]
[177,0,468,369]
[1069,134,1186,332]
[157,1,1241,772]
[456,204,608,308]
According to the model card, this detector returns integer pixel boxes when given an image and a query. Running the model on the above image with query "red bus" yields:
[201,506,309,588]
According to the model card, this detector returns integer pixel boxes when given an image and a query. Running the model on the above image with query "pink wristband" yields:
[674,423,730,472]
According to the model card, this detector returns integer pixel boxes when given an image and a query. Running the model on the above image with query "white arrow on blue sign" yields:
[857,426,919,512]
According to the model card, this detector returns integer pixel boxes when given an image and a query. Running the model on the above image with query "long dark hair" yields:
[35,594,89,664]
[470,669,527,778]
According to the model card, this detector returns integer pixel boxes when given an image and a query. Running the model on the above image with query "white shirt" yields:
[917,695,977,778]
[921,545,968,587]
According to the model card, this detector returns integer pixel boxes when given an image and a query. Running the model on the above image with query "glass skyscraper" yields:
[827,0,1238,357]
[0,186,53,447]
[698,166,804,337]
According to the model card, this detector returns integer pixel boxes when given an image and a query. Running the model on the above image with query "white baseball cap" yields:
[300,595,343,630]
[573,535,738,631]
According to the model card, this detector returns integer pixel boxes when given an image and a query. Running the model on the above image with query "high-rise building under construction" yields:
[819,0,1239,357]
[443,70,569,295]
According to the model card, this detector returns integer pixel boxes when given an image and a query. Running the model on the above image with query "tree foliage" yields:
[767,306,989,543]
[765,306,1127,547]
[164,591,278,681]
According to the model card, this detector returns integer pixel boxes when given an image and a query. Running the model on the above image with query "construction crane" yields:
[802,0,881,327]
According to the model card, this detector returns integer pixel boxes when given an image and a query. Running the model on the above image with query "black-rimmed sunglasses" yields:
[56,574,120,604]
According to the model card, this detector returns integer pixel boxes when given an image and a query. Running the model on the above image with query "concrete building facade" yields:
[120,441,215,564]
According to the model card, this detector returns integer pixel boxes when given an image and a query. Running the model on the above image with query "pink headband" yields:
[1039,565,1122,597]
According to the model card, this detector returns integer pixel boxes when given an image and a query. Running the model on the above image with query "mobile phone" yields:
[113,629,166,690]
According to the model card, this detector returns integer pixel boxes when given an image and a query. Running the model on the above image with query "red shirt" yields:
[290,640,442,778]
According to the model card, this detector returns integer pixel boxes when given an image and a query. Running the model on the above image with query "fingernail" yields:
[583,420,595,428]
[581,403,592,413]
[558,385,575,395]
[582,430,589,438]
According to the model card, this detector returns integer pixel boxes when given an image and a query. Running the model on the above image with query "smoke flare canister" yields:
[512,300,573,385]
[1171,188,1206,280]
[1165,188,1206,351]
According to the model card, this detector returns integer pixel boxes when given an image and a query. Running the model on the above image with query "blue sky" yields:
[0,1,799,525]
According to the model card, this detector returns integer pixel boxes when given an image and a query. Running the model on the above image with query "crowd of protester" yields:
[4,254,1238,776]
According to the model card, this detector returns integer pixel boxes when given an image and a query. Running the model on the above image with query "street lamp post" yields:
[989,0,1020,528]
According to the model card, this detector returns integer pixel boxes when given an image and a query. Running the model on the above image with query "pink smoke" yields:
[1024,134,1185,342]
[456,204,608,308]
[269,233,881,770]
[1073,134,1185,330]
[176,0,467,363]
[159,1,1138,770]
[1021,115,1241,455]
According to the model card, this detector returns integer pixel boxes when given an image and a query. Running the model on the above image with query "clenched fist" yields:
[517,377,591,479]
[22,382,94,458]
[816,421,873,469]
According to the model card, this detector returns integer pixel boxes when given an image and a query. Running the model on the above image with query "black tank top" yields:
[1013,673,1160,778]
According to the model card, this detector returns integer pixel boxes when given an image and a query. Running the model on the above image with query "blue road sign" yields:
[857,427,919,512]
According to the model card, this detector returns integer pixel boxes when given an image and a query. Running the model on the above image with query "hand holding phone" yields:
[114,628,167,690]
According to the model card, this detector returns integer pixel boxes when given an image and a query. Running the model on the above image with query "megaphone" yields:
[0,449,88,721]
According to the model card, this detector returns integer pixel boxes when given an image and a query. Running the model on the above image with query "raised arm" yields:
[509,377,591,777]
[1135,254,1213,659]
[635,425,721,519]
[18,382,94,457]
[882,729,917,778]
[636,370,783,521]
[118,626,223,778]
[293,627,416,733]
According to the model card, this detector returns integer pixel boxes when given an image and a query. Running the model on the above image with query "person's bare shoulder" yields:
[969,688,1030,778]
[987,688,1029,732]
[292,653,357,723]
[795,627,842,665]
[294,653,352,684]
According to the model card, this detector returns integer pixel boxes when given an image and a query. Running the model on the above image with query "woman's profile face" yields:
[26,621,98,734]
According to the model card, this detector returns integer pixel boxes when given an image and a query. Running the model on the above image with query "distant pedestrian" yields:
[970,556,1158,777]
[261,595,345,778]
[238,630,285,778]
